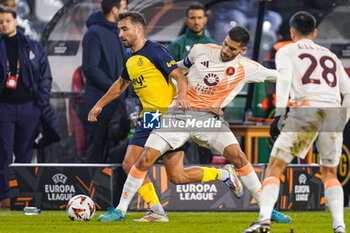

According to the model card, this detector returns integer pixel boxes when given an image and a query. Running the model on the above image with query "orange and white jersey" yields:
[177,43,277,115]
[275,39,350,115]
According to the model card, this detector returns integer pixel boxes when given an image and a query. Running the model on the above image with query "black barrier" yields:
[129,164,324,211]
[339,121,350,206]
[9,164,122,210]
[129,164,265,211]
[277,164,324,211]
[10,164,325,211]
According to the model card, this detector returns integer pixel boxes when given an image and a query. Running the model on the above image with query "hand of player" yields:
[88,106,102,122]
[176,97,191,111]
[270,115,284,140]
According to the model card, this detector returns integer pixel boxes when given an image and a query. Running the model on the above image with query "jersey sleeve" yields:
[275,47,293,116]
[155,45,178,75]
[187,44,200,64]
[120,54,130,81]
[176,47,197,73]
[338,60,350,121]
[243,58,278,83]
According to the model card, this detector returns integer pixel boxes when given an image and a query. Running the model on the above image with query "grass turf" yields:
[1,208,349,233]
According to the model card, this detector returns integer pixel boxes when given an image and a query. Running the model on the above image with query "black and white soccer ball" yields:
[66,195,96,221]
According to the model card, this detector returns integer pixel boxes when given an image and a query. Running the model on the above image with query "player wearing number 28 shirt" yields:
[243,11,350,233]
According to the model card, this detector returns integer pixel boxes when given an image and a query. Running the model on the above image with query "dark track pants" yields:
[0,101,40,201]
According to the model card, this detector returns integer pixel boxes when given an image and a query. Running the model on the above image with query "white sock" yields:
[116,173,145,214]
[219,169,230,181]
[237,164,262,201]
[149,203,165,214]
[258,177,280,222]
[325,184,345,229]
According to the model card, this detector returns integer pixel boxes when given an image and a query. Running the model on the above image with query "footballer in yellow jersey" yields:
[121,40,177,114]
[120,40,182,147]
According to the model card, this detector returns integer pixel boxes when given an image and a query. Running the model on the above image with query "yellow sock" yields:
[138,182,160,206]
[201,167,221,182]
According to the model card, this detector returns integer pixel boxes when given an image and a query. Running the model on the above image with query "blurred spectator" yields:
[265,19,293,61]
[82,0,127,163]
[168,3,215,165]
[167,2,215,61]
[0,5,60,208]
[1,0,38,39]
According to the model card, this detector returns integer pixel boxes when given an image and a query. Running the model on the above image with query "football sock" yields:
[219,169,230,181]
[138,182,161,206]
[149,203,165,215]
[117,165,147,214]
[201,167,222,182]
[258,177,280,222]
[324,179,345,230]
[138,182,165,214]
[236,163,262,200]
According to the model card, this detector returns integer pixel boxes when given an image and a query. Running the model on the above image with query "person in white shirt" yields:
[243,11,350,233]
[96,26,292,223]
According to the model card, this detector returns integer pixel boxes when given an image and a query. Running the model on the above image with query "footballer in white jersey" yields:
[243,11,350,233]
[272,39,350,166]
[177,43,277,115]
[275,39,350,116]
[151,43,278,153]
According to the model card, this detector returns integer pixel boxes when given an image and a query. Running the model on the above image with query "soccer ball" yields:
[66,195,96,221]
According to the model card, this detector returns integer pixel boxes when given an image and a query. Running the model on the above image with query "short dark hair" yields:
[118,11,146,27]
[101,0,123,15]
[0,4,16,18]
[186,2,206,17]
[228,26,250,47]
[289,11,316,36]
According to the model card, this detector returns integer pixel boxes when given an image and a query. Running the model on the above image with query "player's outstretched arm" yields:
[170,68,191,111]
[88,77,130,122]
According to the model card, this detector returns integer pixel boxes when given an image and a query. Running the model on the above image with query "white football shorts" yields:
[271,103,345,167]
[145,107,238,155]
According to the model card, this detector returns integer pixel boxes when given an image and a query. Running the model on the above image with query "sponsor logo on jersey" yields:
[226,66,235,76]
[132,75,145,87]
[201,61,209,68]
[137,57,143,67]
[195,84,215,95]
[167,60,176,67]
[204,73,219,87]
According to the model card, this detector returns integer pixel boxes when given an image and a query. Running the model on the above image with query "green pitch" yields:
[1,209,349,233]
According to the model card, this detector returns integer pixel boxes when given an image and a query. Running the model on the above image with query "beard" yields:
[122,41,132,48]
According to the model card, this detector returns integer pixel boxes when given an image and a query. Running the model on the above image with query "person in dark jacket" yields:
[167,2,216,62]
[82,0,127,163]
[0,5,60,208]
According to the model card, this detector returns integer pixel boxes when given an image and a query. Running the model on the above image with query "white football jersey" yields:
[275,39,350,112]
[178,44,277,115]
